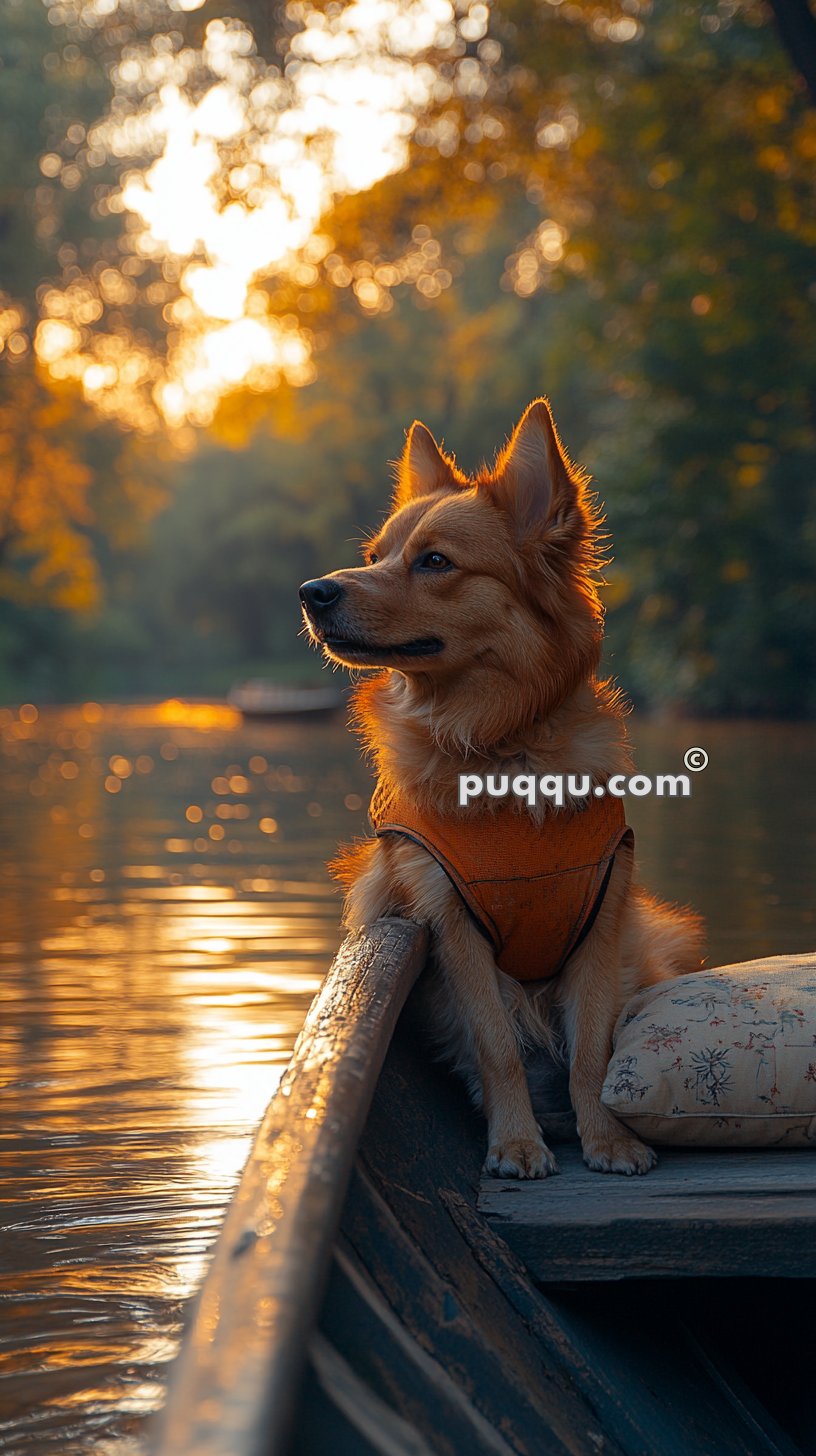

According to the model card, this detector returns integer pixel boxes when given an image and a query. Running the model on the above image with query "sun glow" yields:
[35,0,473,429]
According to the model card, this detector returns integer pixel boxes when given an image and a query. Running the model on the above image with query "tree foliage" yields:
[0,0,814,713]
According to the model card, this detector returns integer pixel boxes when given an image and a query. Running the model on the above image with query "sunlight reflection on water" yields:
[0,704,813,1452]
[0,701,362,1454]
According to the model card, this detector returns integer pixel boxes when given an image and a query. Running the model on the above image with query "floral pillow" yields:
[601,954,816,1147]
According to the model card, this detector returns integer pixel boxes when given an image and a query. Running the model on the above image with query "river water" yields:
[0,703,813,1453]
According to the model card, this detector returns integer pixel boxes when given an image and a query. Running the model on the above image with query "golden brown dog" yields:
[300,399,703,1178]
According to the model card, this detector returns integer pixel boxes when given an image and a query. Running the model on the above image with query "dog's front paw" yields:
[581,1130,657,1176]
[483,1136,558,1179]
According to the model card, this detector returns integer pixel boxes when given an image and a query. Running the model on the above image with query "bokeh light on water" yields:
[0,699,367,1454]
[0,703,813,1452]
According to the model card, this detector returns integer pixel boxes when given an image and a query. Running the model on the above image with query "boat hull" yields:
[151,922,814,1456]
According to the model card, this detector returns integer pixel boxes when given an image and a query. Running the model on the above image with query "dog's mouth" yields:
[322,634,444,661]
[308,624,444,661]
[301,603,444,662]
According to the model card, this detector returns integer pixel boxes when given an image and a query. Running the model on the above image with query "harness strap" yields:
[370,784,632,982]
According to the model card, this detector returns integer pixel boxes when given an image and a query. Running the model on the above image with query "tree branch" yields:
[765,0,816,105]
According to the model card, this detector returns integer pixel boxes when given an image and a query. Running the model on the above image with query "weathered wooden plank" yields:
[149,918,428,1456]
[304,1334,435,1456]
[358,1015,800,1456]
[319,1242,521,1456]
[440,1189,803,1456]
[336,1165,616,1456]
[479,1145,816,1281]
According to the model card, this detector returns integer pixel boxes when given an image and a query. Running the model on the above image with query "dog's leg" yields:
[340,837,554,1177]
[559,841,657,1175]
[434,902,558,1179]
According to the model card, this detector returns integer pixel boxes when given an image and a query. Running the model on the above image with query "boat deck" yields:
[479,1143,816,1281]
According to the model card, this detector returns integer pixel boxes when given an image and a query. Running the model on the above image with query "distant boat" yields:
[226,680,346,719]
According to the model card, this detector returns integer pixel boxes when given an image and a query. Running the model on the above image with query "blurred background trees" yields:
[0,0,813,713]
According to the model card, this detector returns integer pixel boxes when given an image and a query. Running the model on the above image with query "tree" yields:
[319,0,816,713]
[1,0,814,712]
[0,372,96,610]
[765,0,816,104]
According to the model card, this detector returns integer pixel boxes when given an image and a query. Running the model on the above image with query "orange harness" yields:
[370,784,631,983]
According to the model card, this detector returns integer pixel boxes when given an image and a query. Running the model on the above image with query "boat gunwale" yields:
[149,917,427,1456]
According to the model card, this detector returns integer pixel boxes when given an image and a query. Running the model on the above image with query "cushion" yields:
[601,954,816,1147]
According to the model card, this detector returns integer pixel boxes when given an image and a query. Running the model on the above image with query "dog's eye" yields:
[416,551,452,571]
[366,552,379,565]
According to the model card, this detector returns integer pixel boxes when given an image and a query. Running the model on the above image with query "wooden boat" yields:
[150,920,816,1456]
[226,680,346,719]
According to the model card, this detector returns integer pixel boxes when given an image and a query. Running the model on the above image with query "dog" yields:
[299,399,703,1178]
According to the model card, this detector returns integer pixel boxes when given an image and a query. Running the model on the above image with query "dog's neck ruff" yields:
[369,783,631,982]
[394,673,557,756]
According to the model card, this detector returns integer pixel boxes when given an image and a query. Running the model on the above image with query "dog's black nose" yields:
[299,577,344,614]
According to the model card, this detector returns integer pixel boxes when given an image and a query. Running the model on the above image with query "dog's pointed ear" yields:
[393,421,452,508]
[489,399,580,537]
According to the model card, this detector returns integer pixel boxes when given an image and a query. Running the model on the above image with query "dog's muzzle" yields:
[299,578,344,620]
